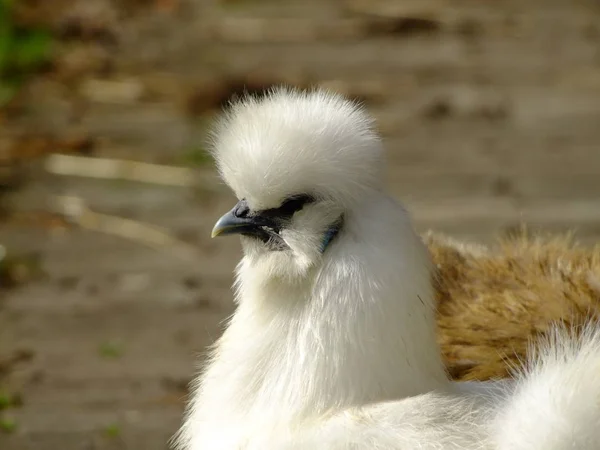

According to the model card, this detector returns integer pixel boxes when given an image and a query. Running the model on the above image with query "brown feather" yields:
[426,229,600,381]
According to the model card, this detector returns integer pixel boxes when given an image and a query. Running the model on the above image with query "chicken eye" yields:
[277,194,315,217]
[261,194,315,219]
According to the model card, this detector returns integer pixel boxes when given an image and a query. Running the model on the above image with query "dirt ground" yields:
[1,0,600,449]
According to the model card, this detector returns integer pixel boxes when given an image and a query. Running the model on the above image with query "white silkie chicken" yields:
[174,88,600,450]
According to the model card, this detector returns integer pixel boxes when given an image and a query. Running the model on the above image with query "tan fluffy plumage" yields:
[428,230,600,381]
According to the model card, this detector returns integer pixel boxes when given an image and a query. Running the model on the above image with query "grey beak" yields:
[211,200,269,238]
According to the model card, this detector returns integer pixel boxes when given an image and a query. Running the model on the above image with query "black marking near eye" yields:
[278,194,316,216]
[261,194,315,219]
[237,194,315,251]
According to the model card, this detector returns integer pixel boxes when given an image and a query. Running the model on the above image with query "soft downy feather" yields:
[427,230,600,381]
[174,87,600,450]
[490,322,600,450]
[275,323,600,450]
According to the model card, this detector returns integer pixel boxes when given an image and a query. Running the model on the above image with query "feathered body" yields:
[428,232,600,380]
[175,88,600,449]
[279,324,600,450]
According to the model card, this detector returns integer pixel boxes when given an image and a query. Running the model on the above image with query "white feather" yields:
[174,87,600,450]
[490,323,600,449]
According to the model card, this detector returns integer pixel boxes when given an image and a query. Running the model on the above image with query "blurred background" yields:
[1,0,599,448]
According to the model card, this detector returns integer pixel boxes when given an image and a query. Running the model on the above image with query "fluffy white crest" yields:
[210,87,384,210]
[210,87,388,282]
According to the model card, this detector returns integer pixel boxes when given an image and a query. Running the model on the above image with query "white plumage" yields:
[174,88,600,450]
